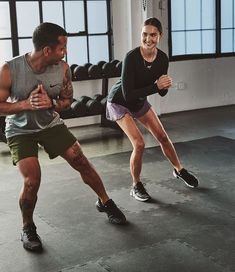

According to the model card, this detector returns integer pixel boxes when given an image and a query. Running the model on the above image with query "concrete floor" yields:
[0,105,235,272]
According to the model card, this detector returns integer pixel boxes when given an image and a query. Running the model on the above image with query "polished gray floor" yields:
[0,105,235,272]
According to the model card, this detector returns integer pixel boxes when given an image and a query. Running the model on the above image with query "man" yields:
[0,22,126,252]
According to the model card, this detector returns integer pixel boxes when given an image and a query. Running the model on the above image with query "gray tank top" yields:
[5,54,64,138]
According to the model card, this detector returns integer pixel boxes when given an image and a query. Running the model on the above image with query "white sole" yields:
[173,171,197,188]
[130,189,151,202]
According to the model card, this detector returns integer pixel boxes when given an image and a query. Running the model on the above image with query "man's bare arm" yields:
[0,63,34,115]
[52,62,73,111]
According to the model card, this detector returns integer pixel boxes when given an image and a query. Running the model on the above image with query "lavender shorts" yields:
[106,100,151,121]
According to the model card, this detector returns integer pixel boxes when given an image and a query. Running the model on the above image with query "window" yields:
[221,0,235,53]
[169,0,235,60]
[0,2,12,63]
[0,0,112,65]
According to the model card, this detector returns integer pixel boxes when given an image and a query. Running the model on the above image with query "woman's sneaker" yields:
[130,182,151,202]
[173,168,199,188]
[96,199,127,225]
[21,223,42,252]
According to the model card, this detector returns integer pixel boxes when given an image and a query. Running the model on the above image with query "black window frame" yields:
[168,0,235,62]
[0,0,113,64]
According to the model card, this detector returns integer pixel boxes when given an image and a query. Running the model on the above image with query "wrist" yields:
[50,98,57,110]
[155,81,160,90]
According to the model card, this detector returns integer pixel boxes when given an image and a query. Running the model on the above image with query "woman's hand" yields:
[155,75,172,90]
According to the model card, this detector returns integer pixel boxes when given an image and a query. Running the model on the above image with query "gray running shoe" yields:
[130,182,151,202]
[96,199,127,225]
[21,223,42,252]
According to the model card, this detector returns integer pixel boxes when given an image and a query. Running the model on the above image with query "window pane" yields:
[221,0,233,28]
[65,1,85,32]
[0,2,11,37]
[202,0,215,29]
[67,37,87,65]
[19,38,33,55]
[186,31,201,54]
[234,30,235,52]
[202,30,215,53]
[172,32,186,55]
[186,0,201,30]
[0,40,12,63]
[42,1,64,27]
[171,0,185,31]
[16,2,40,37]
[170,0,217,57]
[89,35,109,63]
[221,29,233,53]
[87,1,107,33]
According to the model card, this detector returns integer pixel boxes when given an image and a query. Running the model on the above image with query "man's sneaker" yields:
[173,168,199,188]
[130,182,151,202]
[21,223,42,252]
[96,199,127,225]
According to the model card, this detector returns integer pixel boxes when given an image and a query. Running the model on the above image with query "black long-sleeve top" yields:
[108,47,169,112]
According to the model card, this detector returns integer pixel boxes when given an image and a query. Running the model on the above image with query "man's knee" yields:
[23,177,40,195]
[69,148,92,172]
[72,152,89,167]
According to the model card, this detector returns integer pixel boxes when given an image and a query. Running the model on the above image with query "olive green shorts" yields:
[7,124,77,165]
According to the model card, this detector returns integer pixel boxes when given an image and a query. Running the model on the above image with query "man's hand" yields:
[155,75,172,90]
[28,84,52,110]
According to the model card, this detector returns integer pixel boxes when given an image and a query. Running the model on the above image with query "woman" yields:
[106,17,199,202]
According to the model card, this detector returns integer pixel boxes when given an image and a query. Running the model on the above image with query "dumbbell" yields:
[71,96,88,117]
[70,64,78,80]
[70,64,78,74]
[93,94,107,113]
[76,95,103,115]
[73,66,89,80]
[111,60,122,77]
[71,95,104,116]
[93,94,105,102]
[84,63,92,69]
[59,108,75,119]
[59,99,77,119]
[86,98,103,115]
[97,61,107,68]
[88,65,102,79]
[102,62,117,78]
[111,60,120,66]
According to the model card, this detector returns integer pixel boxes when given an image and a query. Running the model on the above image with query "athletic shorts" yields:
[106,100,151,121]
[7,124,77,165]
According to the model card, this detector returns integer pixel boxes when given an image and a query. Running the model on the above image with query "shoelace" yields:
[136,183,148,194]
[180,169,194,178]
[106,201,123,216]
[105,201,117,211]
[24,227,40,241]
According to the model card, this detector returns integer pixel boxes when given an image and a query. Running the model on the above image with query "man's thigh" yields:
[39,124,77,159]
[7,134,39,165]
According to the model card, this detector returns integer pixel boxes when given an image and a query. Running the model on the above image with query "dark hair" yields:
[143,17,163,34]
[32,22,67,51]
